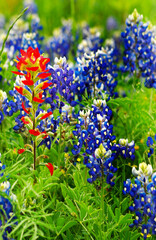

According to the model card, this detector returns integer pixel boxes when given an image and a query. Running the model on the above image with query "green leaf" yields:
[118,214,132,225]
[107,204,115,220]
[65,198,78,216]
[115,208,120,223]
[75,200,87,220]
[61,183,68,199]
[121,197,129,213]
[57,221,77,236]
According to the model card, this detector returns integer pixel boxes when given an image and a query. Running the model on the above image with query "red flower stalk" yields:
[14,47,53,174]
[45,163,54,176]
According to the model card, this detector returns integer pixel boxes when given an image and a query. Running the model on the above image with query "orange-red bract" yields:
[15,86,25,95]
[40,111,53,120]
[45,163,54,176]
[18,149,25,154]
[33,97,45,103]
[22,102,30,114]
[29,129,41,136]
[16,47,50,73]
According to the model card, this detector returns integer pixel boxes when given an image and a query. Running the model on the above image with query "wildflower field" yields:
[0,0,156,239]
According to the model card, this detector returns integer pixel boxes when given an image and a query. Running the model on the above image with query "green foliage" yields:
[0,1,156,239]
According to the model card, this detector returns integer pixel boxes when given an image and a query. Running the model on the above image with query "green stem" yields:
[149,88,153,114]
[58,122,62,168]
[101,173,104,229]
[0,7,28,58]
[58,96,63,168]
[123,160,125,182]
[33,141,36,170]
[32,90,36,171]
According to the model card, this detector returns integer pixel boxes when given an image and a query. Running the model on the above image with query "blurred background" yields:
[0,0,156,35]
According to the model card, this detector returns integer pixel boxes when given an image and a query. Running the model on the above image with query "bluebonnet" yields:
[71,97,136,188]
[77,25,103,57]
[112,138,135,161]
[0,111,4,124]
[123,162,156,239]
[71,99,119,187]
[104,36,121,63]
[23,0,38,14]
[0,90,7,125]
[146,134,156,158]
[37,110,59,150]
[0,14,5,29]
[21,33,40,52]
[23,0,43,43]
[0,154,17,240]
[46,19,73,61]
[24,13,44,47]
[121,9,156,89]
[48,56,78,111]
[106,17,118,31]
[74,47,118,100]
[3,84,30,131]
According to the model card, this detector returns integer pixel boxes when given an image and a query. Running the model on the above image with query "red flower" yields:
[40,111,53,120]
[45,163,54,176]
[18,149,25,154]
[29,129,41,136]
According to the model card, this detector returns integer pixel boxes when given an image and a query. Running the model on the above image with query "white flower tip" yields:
[132,167,139,177]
